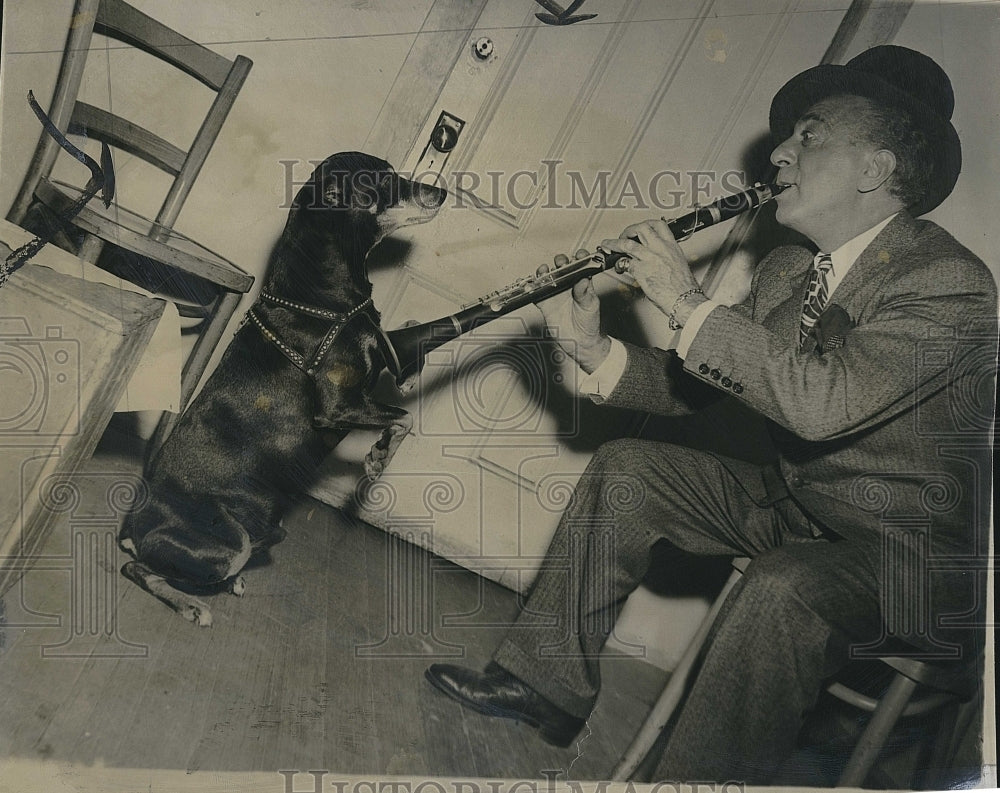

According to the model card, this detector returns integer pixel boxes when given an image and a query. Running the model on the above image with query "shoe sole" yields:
[423,668,575,748]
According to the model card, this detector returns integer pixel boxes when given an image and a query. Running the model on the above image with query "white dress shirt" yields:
[579,213,897,402]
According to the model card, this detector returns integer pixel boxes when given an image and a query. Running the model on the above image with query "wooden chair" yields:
[613,557,978,788]
[826,654,977,787]
[6,0,254,459]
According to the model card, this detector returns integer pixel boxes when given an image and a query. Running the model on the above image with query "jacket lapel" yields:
[761,212,919,342]
[759,247,812,343]
[823,211,918,320]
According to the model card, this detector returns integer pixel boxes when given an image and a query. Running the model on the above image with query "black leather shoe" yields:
[424,662,585,747]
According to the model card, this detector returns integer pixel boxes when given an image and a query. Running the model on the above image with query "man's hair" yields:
[850,96,935,210]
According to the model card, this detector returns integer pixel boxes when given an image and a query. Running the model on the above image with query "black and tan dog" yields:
[118,152,446,625]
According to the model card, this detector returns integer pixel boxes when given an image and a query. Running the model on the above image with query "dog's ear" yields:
[321,175,348,208]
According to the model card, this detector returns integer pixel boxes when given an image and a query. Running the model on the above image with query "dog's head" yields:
[293,151,447,241]
[269,152,447,302]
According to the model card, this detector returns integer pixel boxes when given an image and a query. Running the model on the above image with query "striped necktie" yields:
[799,253,834,349]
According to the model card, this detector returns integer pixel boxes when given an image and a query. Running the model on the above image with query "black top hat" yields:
[769,45,961,216]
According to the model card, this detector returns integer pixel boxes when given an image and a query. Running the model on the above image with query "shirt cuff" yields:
[675,299,720,359]
[578,337,627,403]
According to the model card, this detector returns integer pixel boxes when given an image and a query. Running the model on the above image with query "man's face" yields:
[770,95,879,243]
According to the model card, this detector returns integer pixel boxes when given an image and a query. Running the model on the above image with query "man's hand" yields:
[600,220,707,327]
[534,249,611,374]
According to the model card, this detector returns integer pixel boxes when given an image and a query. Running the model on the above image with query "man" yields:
[425,46,996,783]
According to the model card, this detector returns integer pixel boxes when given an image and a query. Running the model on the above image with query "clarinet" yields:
[384,182,786,384]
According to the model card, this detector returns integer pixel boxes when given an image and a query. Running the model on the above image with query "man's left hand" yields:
[600,220,707,325]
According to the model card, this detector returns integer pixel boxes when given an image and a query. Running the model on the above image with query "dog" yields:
[118,152,446,626]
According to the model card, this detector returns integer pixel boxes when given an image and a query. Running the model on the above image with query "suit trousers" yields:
[492,438,885,783]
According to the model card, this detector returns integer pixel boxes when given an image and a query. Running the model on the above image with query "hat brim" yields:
[769,65,961,216]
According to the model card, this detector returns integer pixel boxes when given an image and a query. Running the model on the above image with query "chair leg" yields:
[77,233,105,264]
[923,695,978,789]
[837,672,918,787]
[144,290,243,466]
[611,566,744,781]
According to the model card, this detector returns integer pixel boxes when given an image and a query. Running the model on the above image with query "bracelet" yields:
[667,288,705,330]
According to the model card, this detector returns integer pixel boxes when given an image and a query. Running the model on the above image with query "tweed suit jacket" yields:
[603,212,996,569]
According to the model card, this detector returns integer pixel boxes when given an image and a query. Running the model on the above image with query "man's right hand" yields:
[535,250,612,374]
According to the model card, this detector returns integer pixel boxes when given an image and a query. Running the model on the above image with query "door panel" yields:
[310,0,846,603]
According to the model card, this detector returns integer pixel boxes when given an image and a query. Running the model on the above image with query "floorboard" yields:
[0,430,668,780]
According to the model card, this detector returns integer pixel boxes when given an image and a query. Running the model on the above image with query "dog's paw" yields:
[396,374,418,395]
[364,455,385,480]
[365,433,393,479]
[180,600,213,627]
[229,575,247,597]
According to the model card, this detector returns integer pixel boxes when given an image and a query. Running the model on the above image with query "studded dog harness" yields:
[245,290,399,378]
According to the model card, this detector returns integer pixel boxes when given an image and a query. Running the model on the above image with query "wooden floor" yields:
[0,429,666,780]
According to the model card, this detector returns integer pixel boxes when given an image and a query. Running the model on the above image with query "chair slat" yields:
[95,0,233,90]
[154,55,253,232]
[70,102,186,175]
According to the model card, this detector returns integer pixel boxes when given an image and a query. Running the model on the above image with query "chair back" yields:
[7,0,252,239]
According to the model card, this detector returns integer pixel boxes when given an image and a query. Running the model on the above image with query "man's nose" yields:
[770,137,796,168]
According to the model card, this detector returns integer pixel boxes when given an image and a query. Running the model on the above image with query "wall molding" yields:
[363,0,491,168]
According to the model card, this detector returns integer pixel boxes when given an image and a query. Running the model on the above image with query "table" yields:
[0,218,181,411]
[0,250,165,596]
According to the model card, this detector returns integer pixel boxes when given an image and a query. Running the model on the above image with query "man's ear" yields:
[859,149,897,194]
